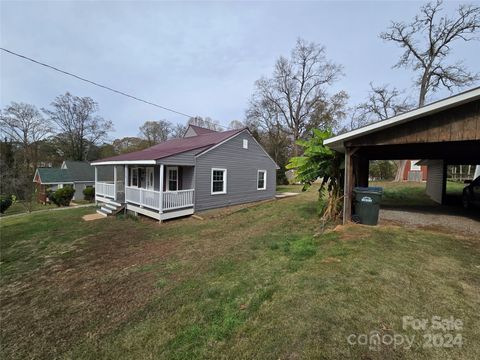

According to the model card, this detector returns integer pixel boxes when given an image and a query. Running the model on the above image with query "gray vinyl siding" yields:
[159,148,207,166]
[73,181,94,200]
[426,160,444,203]
[194,131,277,211]
[181,166,195,189]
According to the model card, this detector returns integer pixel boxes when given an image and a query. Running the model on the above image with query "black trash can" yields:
[352,187,383,225]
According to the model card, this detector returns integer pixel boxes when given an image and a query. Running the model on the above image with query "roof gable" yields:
[196,129,280,169]
[92,128,244,164]
[184,124,217,138]
[62,161,95,181]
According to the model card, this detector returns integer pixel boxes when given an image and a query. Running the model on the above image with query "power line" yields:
[0,47,194,118]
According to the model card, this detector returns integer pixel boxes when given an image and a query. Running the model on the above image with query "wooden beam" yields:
[343,147,355,224]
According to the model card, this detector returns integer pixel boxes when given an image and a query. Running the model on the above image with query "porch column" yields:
[159,164,164,218]
[94,166,98,205]
[124,165,128,204]
[343,147,355,224]
[113,166,117,201]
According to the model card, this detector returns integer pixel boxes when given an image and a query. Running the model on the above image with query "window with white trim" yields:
[257,170,267,190]
[211,168,227,194]
[131,168,139,187]
[243,139,248,149]
[167,166,179,191]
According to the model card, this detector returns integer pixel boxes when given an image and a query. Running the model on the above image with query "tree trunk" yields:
[394,160,407,182]
[418,71,429,107]
[292,129,300,156]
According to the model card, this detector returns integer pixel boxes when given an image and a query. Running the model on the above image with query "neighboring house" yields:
[33,161,95,202]
[91,124,278,221]
[402,160,428,181]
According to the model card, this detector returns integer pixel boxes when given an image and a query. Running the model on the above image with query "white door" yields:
[146,167,154,190]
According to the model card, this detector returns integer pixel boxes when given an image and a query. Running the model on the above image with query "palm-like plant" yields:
[286,129,344,221]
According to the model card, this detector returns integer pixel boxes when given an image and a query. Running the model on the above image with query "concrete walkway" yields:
[275,192,300,199]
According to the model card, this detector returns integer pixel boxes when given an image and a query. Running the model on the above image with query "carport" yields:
[324,87,480,224]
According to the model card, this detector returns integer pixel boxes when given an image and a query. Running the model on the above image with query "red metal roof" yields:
[187,124,217,135]
[92,128,245,163]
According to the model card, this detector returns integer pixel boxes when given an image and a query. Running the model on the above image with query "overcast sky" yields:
[1,1,479,138]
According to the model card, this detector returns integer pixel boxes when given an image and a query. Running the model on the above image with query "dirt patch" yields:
[328,223,374,241]
[82,213,106,221]
[195,198,276,219]
[0,224,178,359]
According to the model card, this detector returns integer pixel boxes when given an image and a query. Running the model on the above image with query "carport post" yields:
[343,147,356,224]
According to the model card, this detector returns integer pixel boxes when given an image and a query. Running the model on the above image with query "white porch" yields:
[94,163,195,221]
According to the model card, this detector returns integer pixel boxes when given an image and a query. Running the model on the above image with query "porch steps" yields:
[96,198,125,217]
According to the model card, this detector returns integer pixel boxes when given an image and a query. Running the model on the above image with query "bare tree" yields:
[252,38,343,155]
[171,123,187,138]
[308,91,349,133]
[139,120,172,146]
[112,137,149,153]
[43,92,113,161]
[246,96,291,183]
[0,102,53,209]
[352,84,414,181]
[187,116,223,131]
[228,120,245,130]
[354,83,413,126]
[0,102,52,169]
[381,0,480,106]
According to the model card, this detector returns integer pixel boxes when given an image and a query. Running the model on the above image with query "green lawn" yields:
[371,181,467,207]
[1,200,57,217]
[276,184,304,193]
[1,188,479,359]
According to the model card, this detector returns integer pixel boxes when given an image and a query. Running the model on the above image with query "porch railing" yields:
[125,186,194,211]
[125,186,161,210]
[163,189,195,211]
[96,182,115,198]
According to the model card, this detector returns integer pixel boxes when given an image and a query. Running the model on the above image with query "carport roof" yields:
[325,87,480,152]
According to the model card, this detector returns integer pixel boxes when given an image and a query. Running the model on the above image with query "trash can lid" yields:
[353,186,383,193]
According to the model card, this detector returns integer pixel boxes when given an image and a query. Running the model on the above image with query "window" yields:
[410,160,421,171]
[167,166,178,191]
[211,168,227,194]
[257,170,267,190]
[243,139,248,149]
[131,168,139,187]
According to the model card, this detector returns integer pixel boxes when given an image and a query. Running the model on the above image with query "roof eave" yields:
[324,87,480,152]
[92,160,157,166]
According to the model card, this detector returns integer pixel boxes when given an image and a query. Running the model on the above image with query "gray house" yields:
[33,161,95,203]
[91,125,278,221]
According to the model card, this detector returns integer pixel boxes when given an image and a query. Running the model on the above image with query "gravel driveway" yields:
[380,208,480,237]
